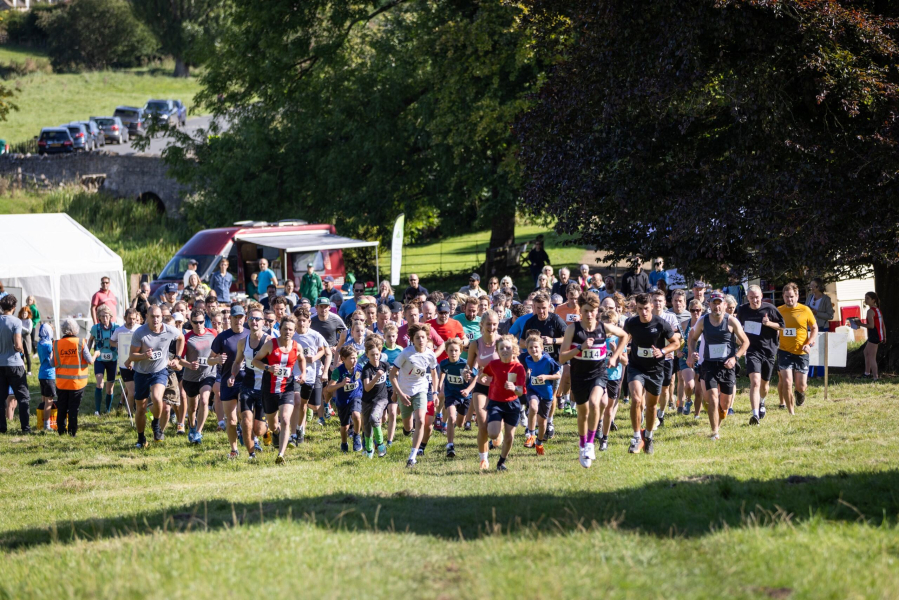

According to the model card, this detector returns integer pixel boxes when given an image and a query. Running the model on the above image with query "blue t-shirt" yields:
[523,354,560,400]
[37,340,55,380]
[606,335,622,381]
[209,271,233,302]
[649,270,668,287]
[382,345,402,388]
[439,358,470,400]
[257,269,277,294]
[509,315,530,341]
[90,323,118,362]
[331,362,364,405]
[211,328,249,388]
[338,297,361,321]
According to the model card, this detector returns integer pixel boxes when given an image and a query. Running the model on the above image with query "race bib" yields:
[303,347,315,357]
[376,373,387,385]
[100,351,114,362]
[274,366,291,378]
[196,357,209,367]
[150,350,163,361]
[708,344,728,360]
[466,332,477,340]
[566,313,578,322]
[447,374,464,385]
[578,346,607,361]
[245,357,256,371]
[343,381,358,392]
[783,328,797,337]
[744,321,762,336]
[543,344,554,354]
[637,347,654,358]
[529,375,544,386]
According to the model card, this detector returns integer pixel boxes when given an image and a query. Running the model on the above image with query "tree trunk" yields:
[174,57,191,78]
[873,260,899,372]
[488,201,515,248]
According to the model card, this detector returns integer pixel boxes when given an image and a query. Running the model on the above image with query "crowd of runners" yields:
[0,259,887,471]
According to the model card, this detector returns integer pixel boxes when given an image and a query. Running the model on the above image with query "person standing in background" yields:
[805,278,833,378]
[256,259,278,297]
[18,307,33,377]
[300,262,323,305]
[91,276,118,323]
[52,318,94,437]
[648,258,668,288]
[182,258,199,289]
[36,323,56,432]
[209,258,233,303]
[26,296,39,356]
[527,238,551,288]
[621,260,650,297]
[860,292,885,381]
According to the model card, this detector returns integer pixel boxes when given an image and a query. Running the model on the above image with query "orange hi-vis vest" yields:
[53,337,90,391]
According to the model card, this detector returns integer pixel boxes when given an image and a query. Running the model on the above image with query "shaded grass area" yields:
[0,375,897,597]
[0,44,48,63]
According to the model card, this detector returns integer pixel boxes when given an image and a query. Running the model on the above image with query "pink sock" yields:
[578,435,586,448]
[586,429,597,444]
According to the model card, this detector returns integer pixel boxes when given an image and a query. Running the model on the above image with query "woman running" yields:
[463,309,500,470]
[560,292,628,468]
[599,308,626,448]
[862,292,884,381]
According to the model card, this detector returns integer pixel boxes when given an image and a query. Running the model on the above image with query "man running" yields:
[554,283,582,415]
[212,304,249,458]
[129,305,184,448]
[736,285,784,425]
[452,296,481,360]
[777,283,817,414]
[652,289,680,425]
[310,296,345,423]
[666,290,692,414]
[291,307,328,444]
[179,308,219,444]
[623,293,681,454]
[230,304,270,459]
[687,291,749,439]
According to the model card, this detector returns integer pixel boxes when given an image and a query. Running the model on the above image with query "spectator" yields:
[36,323,56,432]
[90,276,118,323]
[500,275,519,301]
[534,273,552,295]
[299,263,322,304]
[689,281,709,308]
[209,258,233,303]
[604,276,617,297]
[541,265,558,286]
[806,278,834,331]
[621,260,649,296]
[52,318,94,437]
[18,307,33,376]
[322,275,338,299]
[0,294,30,434]
[459,273,487,298]
[260,285,279,311]
[282,279,300,308]
[648,257,668,287]
[183,273,209,300]
[527,238,551,287]
[551,267,572,298]
[155,283,179,308]
[376,281,395,307]
[577,264,592,290]
[25,295,40,355]
[131,282,152,321]
[403,274,428,302]
[339,280,368,322]
[247,272,260,300]
[487,277,500,296]
[256,259,278,295]
[0,281,6,300]
[182,259,199,288]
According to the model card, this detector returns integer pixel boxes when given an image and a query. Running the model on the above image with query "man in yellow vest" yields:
[52,318,94,437]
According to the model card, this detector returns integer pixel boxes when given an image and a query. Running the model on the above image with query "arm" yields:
[805,321,819,350]
[604,323,630,368]
[687,319,704,368]
[559,325,580,363]
[864,308,875,329]
[437,371,447,396]
[251,340,273,373]
[661,332,682,356]
[320,346,332,383]
[90,299,98,324]
[430,368,440,396]
[388,365,409,404]
[229,342,246,386]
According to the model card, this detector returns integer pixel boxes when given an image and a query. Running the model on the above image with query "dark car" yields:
[76,120,104,149]
[37,128,74,155]
[90,116,129,144]
[113,106,147,136]
[144,99,187,128]
[61,123,91,152]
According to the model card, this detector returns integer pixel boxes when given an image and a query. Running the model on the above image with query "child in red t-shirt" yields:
[480,335,526,471]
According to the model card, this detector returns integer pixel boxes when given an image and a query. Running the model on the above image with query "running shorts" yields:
[626,364,664,397]
[94,359,117,380]
[487,398,522,427]
[777,350,809,375]
[298,382,323,407]
[263,390,295,414]
[182,376,216,398]
[119,367,135,383]
[701,361,736,395]
[570,376,606,405]
[238,389,265,421]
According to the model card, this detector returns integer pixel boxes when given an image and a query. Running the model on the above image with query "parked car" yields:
[91,116,129,144]
[61,123,91,152]
[76,120,104,149]
[37,128,74,155]
[113,106,147,136]
[144,99,187,128]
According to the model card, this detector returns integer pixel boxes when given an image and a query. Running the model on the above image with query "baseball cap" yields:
[164,283,178,293]
[316,296,331,305]
[693,281,706,289]
[709,291,725,302]
[469,273,480,281]
[299,297,311,306]
[172,312,185,322]
[307,262,314,268]
[323,275,334,282]
[389,301,403,312]
[188,259,198,265]
[436,301,451,313]
[230,305,246,316]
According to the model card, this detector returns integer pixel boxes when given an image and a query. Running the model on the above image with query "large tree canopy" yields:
[517,0,899,363]
[167,0,554,248]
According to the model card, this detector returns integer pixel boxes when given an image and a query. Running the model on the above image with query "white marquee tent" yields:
[0,213,127,335]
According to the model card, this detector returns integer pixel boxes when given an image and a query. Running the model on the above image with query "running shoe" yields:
[694,414,701,420]
[352,434,363,452]
[446,443,456,458]
[288,435,297,448]
[228,449,239,460]
[417,447,424,457]
[272,430,280,449]
[317,417,326,427]
[621,397,629,405]
[365,449,374,459]
[599,436,608,452]
[497,463,508,472]
[434,415,444,432]
[710,432,720,441]
[524,434,536,449]
[535,443,545,456]
[749,414,760,426]
[519,412,527,427]
[643,433,654,455]
[579,448,592,468]
[584,442,596,461]
[684,400,693,415]
[386,440,393,448]
[778,404,786,410]
[463,421,472,431]
[297,429,305,444]
[628,434,643,454]
[656,411,665,428]
[254,439,262,453]
[406,458,416,468]
[135,435,147,449]
[176,423,186,435]
[479,458,489,470]
[195,432,203,444]
[248,452,257,460]
[668,400,675,410]
[94,411,100,417]
[546,423,556,439]
[718,408,727,422]
[488,440,494,450]
[188,426,197,444]
[610,421,618,432]
[796,391,806,407]
[218,420,226,432]
[263,431,272,446]
[341,442,349,453]
[563,405,574,416]
[727,408,735,416]
[377,443,387,458]
[759,402,767,420]
[153,428,164,442]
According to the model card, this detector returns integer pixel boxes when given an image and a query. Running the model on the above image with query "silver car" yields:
[91,116,129,144]
[61,123,91,151]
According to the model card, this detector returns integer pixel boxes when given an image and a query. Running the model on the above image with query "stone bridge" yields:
[0,152,188,216]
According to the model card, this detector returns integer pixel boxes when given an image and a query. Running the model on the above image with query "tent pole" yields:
[375,245,380,291]
[53,273,60,341]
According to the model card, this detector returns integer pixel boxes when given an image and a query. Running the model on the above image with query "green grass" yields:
[0,44,48,63]
[1,374,897,598]
[1,68,202,144]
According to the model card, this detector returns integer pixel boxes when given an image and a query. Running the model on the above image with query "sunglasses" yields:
[101,281,110,284]
[248,316,263,322]
[191,320,205,325]
[690,309,703,313]
[265,319,275,324]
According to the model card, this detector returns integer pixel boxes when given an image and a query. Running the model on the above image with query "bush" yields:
[37,0,158,71]
[0,5,58,46]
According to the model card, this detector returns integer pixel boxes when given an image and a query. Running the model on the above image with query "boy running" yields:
[438,338,472,458]
[390,322,439,468]
[521,333,561,455]
[361,336,390,458]
[325,345,365,453]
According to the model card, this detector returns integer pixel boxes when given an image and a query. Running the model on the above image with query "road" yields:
[101,116,218,156]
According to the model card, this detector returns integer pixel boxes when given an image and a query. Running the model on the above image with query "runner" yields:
[667,289,692,415]
[599,308,626,449]
[453,296,481,364]
[252,315,305,464]
[677,300,705,418]
[389,322,439,468]
[310,296,346,424]
[290,306,328,445]
[438,338,472,458]
[560,292,628,467]
[736,285,784,425]
[128,305,184,448]
[861,292,885,381]
[776,283,818,415]
[428,299,465,431]
[397,302,445,356]
[372,304,393,335]
[360,336,390,458]
[623,293,681,454]
[110,308,141,415]
[230,304,269,459]
[651,289,680,426]
[87,305,118,415]
[178,308,219,444]
[380,323,402,446]
[521,333,561,456]
[462,309,502,468]
[213,304,249,458]
[554,283,582,415]
[480,335,526,471]
[325,345,364,453]
[687,291,749,439]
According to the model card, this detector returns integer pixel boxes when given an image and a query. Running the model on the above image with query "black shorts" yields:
[94,359,117,380]
[238,388,265,421]
[606,378,621,401]
[386,386,397,404]
[527,393,553,420]
[220,380,241,402]
[119,367,135,383]
[297,382,323,407]
[570,376,606,405]
[701,361,736,395]
[627,364,664,397]
[444,394,470,414]
[869,326,883,345]
[662,359,675,387]
[487,398,521,427]
[263,389,295,414]
[39,379,57,398]
[337,398,362,427]
[175,369,184,383]
[472,382,490,397]
[183,376,216,398]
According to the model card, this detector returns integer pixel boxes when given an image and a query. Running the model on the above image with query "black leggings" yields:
[21,336,31,373]
[57,389,84,436]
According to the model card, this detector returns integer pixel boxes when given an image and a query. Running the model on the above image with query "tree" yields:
[516,0,899,368]
[163,0,556,250]
[130,0,224,77]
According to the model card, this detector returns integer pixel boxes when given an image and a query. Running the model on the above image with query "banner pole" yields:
[823,332,829,403]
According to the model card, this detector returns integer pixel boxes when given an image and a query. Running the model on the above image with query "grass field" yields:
[0,44,49,63]
[1,373,897,599]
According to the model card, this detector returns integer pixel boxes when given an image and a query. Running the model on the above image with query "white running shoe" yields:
[584,442,596,461]
[578,447,592,468]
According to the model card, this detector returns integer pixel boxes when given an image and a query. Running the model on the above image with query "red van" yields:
[151,220,378,296]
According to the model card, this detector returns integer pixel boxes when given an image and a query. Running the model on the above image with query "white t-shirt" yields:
[293,329,328,384]
[393,346,437,396]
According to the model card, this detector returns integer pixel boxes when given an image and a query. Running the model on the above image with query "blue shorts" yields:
[134,369,168,401]
[487,398,522,427]
[337,398,362,427]
[94,360,117,380]
[220,379,242,402]
[444,393,471,414]
[777,350,809,375]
